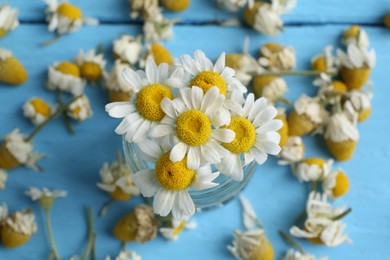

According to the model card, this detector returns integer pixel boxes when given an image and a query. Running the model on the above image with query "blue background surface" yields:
[1,1,390,259]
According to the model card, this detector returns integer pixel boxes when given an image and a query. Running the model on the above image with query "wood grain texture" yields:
[0,22,389,259]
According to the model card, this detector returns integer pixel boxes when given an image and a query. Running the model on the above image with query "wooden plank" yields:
[5,0,390,24]
[0,23,389,259]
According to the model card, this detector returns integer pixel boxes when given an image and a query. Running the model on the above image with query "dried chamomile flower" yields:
[342,25,369,49]
[97,158,140,201]
[143,14,176,42]
[133,140,220,219]
[113,35,143,66]
[282,249,328,260]
[278,136,305,165]
[23,97,52,125]
[217,0,251,12]
[243,2,282,36]
[47,61,86,95]
[25,187,67,210]
[322,170,349,199]
[288,95,329,136]
[44,0,98,35]
[228,229,274,260]
[0,48,28,85]
[252,75,288,104]
[161,0,190,12]
[105,251,142,260]
[317,80,348,98]
[129,0,160,20]
[290,192,351,247]
[293,158,333,182]
[160,218,197,241]
[143,43,174,67]
[337,44,376,90]
[311,45,339,73]
[0,169,7,189]
[0,4,19,37]
[104,61,132,102]
[66,94,93,121]
[259,43,296,72]
[75,49,106,82]
[113,205,158,243]
[1,209,37,248]
[325,111,359,161]
[0,129,44,170]
[347,89,372,122]
[225,53,259,86]
[276,108,289,147]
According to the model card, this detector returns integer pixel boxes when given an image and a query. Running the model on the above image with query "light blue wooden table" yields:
[1,1,390,259]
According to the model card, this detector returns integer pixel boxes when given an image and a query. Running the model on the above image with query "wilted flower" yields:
[347,89,372,122]
[0,4,19,37]
[259,43,296,71]
[217,0,251,12]
[25,187,67,210]
[66,94,93,121]
[243,2,283,36]
[342,25,369,49]
[129,0,160,20]
[143,14,176,42]
[293,158,332,182]
[252,76,288,104]
[278,136,305,165]
[160,218,197,241]
[142,43,174,67]
[23,97,52,125]
[113,35,143,66]
[322,170,349,199]
[0,48,28,85]
[47,61,86,95]
[75,49,106,82]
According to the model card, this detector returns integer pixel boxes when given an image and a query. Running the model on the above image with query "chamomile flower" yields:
[216,94,282,181]
[278,136,305,165]
[311,45,339,73]
[161,0,190,12]
[44,0,98,35]
[105,61,132,102]
[0,48,28,85]
[0,169,7,189]
[252,76,288,104]
[322,170,349,199]
[0,129,44,170]
[23,97,52,125]
[97,160,140,201]
[160,218,197,241]
[143,14,176,42]
[283,249,328,260]
[171,50,247,95]
[217,0,251,12]
[1,209,37,248]
[129,0,160,20]
[342,25,370,49]
[0,4,19,37]
[105,251,142,260]
[106,58,174,144]
[75,49,106,82]
[259,43,296,72]
[149,86,235,169]
[113,35,143,66]
[25,187,67,210]
[243,2,283,36]
[142,43,174,67]
[347,89,372,122]
[66,94,93,121]
[293,158,333,182]
[225,53,261,86]
[133,140,220,219]
[47,61,86,95]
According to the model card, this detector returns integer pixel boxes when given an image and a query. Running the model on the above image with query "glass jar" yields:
[123,137,257,210]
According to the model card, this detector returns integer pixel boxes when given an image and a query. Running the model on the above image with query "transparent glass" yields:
[123,137,257,210]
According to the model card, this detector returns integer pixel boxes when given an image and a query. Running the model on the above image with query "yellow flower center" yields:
[30,98,50,117]
[156,152,195,190]
[136,84,173,121]
[222,117,256,153]
[331,81,348,94]
[173,220,186,236]
[190,71,227,95]
[343,25,360,39]
[80,62,102,81]
[304,158,325,167]
[150,43,173,66]
[110,187,132,201]
[332,171,349,198]
[0,29,7,38]
[312,56,327,72]
[162,0,190,12]
[72,106,81,116]
[57,3,83,20]
[176,110,211,146]
[55,62,81,77]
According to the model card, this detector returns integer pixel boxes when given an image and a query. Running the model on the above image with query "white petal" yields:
[139,139,163,162]
[187,147,201,170]
[251,148,268,165]
[214,52,225,73]
[133,170,159,197]
[154,189,175,217]
[170,142,188,162]
[191,86,204,110]
[211,129,235,143]
[172,190,195,220]
[106,102,134,118]
[122,68,144,90]
[160,98,176,119]
[145,58,158,84]
[149,124,174,138]
[216,153,243,181]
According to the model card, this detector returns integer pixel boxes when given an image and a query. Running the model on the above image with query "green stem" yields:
[332,208,352,221]
[81,207,95,260]
[58,93,76,135]
[45,209,61,260]
[279,230,304,254]
[91,234,97,260]
[99,199,114,218]
[255,70,337,77]
[25,95,82,142]
[41,34,62,46]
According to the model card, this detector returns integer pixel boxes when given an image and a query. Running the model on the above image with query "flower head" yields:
[252,76,288,104]
[225,53,260,86]
[0,48,28,85]
[47,61,86,95]
[311,45,339,73]
[322,170,349,199]
[161,0,190,12]
[338,45,376,70]
[293,158,333,182]
[129,0,160,20]
[342,25,369,49]
[26,187,67,210]
[347,89,372,122]
[160,218,197,240]
[66,94,93,121]
[259,43,296,71]
[75,49,106,82]
[23,97,52,125]
[143,14,176,42]
[143,43,174,67]
[113,35,143,65]
[243,2,283,36]
[0,169,7,189]
[278,136,305,165]
[0,4,19,37]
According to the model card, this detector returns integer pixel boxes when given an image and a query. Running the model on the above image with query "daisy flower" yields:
[160,218,197,241]
[170,50,247,95]
[347,89,372,122]
[216,94,282,181]
[97,159,140,201]
[278,136,305,165]
[66,94,93,121]
[252,76,288,104]
[311,45,339,73]
[342,25,370,49]
[0,169,7,189]
[44,0,98,35]
[243,2,283,36]
[75,49,106,82]
[0,4,19,37]
[143,14,176,42]
[283,249,328,260]
[105,251,142,260]
[47,61,86,95]
[293,158,333,182]
[133,140,220,220]
[113,35,143,66]
[0,48,28,85]
[259,43,296,72]
[322,170,349,199]
[105,61,132,102]
[23,97,52,125]
[106,58,174,144]
[225,53,262,86]
[150,86,235,169]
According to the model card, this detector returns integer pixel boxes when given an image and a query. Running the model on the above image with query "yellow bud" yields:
[0,28,7,38]
[331,81,348,94]
[243,2,263,28]
[250,235,274,260]
[1,223,31,248]
[110,187,132,201]
[260,42,284,56]
[340,67,371,90]
[55,61,81,77]
[304,157,326,167]
[0,56,28,85]
[0,143,20,169]
[326,139,357,161]
[343,25,361,40]
[57,3,83,20]
[385,12,390,28]
[161,0,190,12]
[287,109,315,136]
[252,75,277,99]
[312,56,327,72]
[358,107,371,122]
[332,171,349,198]
[109,89,131,102]
[225,53,245,70]
[80,62,102,82]
[276,113,288,147]
[150,43,173,66]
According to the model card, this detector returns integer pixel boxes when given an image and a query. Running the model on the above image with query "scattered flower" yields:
[129,0,160,20]
[0,4,19,37]
[0,48,28,85]
[25,187,67,210]
[293,158,333,182]
[342,25,369,49]
[278,136,305,165]
[47,61,86,95]
[252,75,288,104]
[66,94,93,121]
[259,43,296,72]
[243,2,283,36]
[23,97,52,125]
[160,218,197,241]
[105,61,132,102]
[143,14,176,42]
[75,49,107,82]
[322,170,349,199]
[347,89,372,122]
[113,35,143,66]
